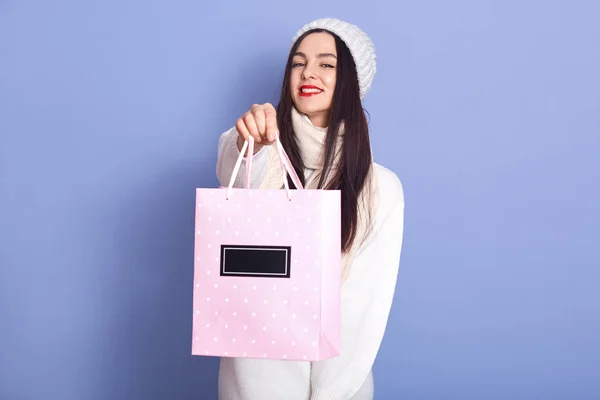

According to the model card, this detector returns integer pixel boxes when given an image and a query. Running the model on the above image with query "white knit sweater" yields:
[215,127,405,400]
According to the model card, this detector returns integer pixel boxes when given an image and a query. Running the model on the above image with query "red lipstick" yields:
[299,85,324,97]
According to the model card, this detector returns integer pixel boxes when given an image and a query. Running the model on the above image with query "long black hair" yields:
[276,29,373,253]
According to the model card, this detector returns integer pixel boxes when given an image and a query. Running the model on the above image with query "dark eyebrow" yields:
[294,51,337,59]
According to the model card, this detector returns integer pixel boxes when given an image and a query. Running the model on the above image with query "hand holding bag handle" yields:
[226,134,304,200]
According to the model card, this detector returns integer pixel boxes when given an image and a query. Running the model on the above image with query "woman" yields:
[215,18,405,400]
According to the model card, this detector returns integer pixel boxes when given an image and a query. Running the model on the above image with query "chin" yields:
[293,101,329,116]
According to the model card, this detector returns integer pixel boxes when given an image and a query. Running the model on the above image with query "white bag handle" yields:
[226,134,304,200]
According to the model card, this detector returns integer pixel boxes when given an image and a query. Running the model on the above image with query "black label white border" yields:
[220,245,292,278]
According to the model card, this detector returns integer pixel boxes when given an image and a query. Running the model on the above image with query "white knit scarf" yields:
[258,106,378,280]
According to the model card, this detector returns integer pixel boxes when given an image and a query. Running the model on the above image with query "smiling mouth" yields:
[299,87,324,97]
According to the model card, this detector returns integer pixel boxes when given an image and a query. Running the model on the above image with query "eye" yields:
[292,62,305,68]
[321,64,335,68]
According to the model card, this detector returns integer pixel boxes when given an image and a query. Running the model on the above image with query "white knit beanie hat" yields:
[292,18,376,99]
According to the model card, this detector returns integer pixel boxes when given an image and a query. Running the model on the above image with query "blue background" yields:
[1,0,599,399]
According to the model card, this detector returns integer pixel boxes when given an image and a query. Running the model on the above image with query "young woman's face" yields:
[290,32,337,128]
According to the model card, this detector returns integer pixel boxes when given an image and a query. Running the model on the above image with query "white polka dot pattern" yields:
[191,187,341,361]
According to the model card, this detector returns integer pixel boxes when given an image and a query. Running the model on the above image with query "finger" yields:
[264,103,278,142]
[243,112,261,143]
[235,118,251,142]
[251,105,267,138]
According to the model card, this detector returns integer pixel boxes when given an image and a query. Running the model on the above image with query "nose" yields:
[301,62,316,80]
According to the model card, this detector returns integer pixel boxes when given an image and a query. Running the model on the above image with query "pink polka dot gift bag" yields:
[192,137,342,361]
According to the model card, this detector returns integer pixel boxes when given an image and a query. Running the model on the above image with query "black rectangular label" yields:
[220,245,291,278]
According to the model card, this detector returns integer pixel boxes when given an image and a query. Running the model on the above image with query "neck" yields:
[306,111,329,128]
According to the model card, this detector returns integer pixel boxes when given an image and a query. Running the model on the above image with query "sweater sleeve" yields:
[309,173,405,400]
[216,126,270,189]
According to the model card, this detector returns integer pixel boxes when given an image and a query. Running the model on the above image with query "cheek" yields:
[324,72,336,91]
[290,71,300,91]
[324,73,336,99]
